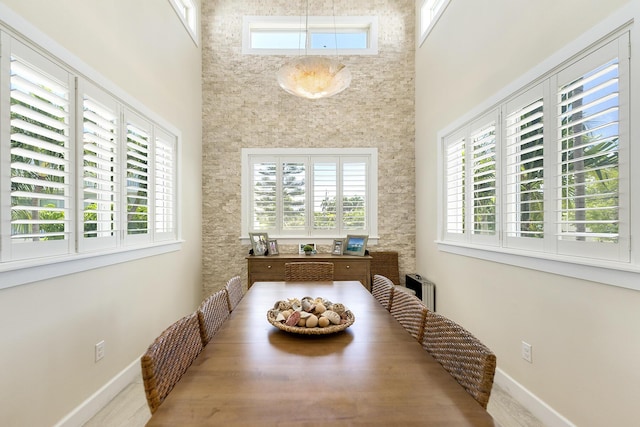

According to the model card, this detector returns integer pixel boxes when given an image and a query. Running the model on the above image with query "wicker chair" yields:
[225,276,244,311]
[389,289,429,341]
[421,311,497,409]
[371,274,395,311]
[140,312,203,414]
[284,262,334,281]
[197,288,231,345]
[369,251,400,285]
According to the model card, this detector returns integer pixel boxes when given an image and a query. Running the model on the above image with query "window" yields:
[419,0,450,46]
[0,24,180,286]
[242,16,378,55]
[168,0,198,46]
[242,149,378,241]
[439,31,630,266]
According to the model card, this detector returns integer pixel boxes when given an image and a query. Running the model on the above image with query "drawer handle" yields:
[346,265,350,269]
[267,265,272,269]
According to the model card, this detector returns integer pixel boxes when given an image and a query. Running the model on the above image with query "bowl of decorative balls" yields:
[267,296,355,335]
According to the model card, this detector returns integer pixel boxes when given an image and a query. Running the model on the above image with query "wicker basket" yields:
[267,309,355,335]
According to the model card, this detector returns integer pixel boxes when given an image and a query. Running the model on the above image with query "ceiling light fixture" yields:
[276,0,351,100]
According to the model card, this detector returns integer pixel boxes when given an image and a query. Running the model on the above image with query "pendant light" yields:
[276,0,351,99]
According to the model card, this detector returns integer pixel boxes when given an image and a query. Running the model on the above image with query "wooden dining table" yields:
[146,281,499,426]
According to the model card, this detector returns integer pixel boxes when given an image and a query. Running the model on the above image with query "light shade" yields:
[277,56,352,99]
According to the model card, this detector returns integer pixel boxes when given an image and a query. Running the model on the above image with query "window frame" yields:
[0,7,182,290]
[168,0,199,46]
[242,16,379,56]
[418,0,451,47]
[241,148,378,245]
[435,18,636,291]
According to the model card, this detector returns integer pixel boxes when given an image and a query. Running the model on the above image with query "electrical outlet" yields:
[95,340,105,362]
[521,341,532,363]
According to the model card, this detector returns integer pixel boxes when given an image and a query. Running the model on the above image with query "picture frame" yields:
[298,242,316,254]
[249,232,269,256]
[267,239,279,256]
[331,239,344,255]
[343,235,368,256]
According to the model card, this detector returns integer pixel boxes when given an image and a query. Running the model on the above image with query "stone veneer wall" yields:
[202,0,415,295]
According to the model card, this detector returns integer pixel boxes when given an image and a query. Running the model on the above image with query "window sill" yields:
[437,240,640,292]
[240,236,379,247]
[0,241,183,290]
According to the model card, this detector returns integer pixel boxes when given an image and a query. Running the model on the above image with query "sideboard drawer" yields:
[333,261,367,278]
[249,261,285,275]
[247,254,371,290]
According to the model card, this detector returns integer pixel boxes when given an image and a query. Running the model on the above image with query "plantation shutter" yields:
[555,34,629,261]
[250,158,277,231]
[342,158,367,231]
[8,41,73,260]
[504,84,545,251]
[470,113,499,245]
[444,130,466,240]
[282,159,306,232]
[124,111,151,243]
[79,82,119,251]
[155,128,177,240]
[312,159,338,232]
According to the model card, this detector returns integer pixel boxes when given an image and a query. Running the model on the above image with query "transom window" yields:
[241,148,378,240]
[419,0,450,46]
[168,0,198,45]
[242,16,378,55]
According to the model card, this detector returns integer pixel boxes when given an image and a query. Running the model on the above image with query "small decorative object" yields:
[298,242,316,255]
[249,232,269,256]
[267,296,355,335]
[331,239,344,255]
[267,239,279,255]
[343,234,368,256]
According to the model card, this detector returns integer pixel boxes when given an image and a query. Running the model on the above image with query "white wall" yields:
[0,1,203,425]
[415,1,639,425]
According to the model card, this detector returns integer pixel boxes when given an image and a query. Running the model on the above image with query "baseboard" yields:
[494,368,576,427]
[53,357,141,427]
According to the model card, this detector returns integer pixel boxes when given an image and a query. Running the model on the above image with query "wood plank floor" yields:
[84,372,544,427]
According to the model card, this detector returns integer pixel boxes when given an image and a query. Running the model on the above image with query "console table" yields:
[246,254,372,290]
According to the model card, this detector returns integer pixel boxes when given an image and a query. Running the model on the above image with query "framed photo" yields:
[298,242,316,254]
[331,239,344,255]
[343,235,368,256]
[267,239,279,256]
[249,232,269,256]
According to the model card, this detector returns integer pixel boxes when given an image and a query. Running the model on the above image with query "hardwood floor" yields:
[84,372,543,427]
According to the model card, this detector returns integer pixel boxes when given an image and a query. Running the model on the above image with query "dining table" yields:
[146,281,499,426]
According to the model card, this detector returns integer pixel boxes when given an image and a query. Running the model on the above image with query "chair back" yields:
[197,288,231,345]
[389,289,429,341]
[225,276,244,311]
[369,251,400,285]
[421,311,497,408]
[371,274,395,310]
[140,312,203,413]
[284,262,334,281]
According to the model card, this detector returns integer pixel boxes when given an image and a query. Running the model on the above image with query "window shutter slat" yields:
[155,131,176,238]
[471,123,497,236]
[282,162,306,231]
[313,162,337,230]
[82,90,118,241]
[10,53,71,247]
[505,93,545,241]
[126,120,150,236]
[557,57,620,244]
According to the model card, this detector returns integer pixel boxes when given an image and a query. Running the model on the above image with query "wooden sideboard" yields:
[246,254,372,290]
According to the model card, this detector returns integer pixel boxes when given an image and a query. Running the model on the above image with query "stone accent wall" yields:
[202,0,415,295]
